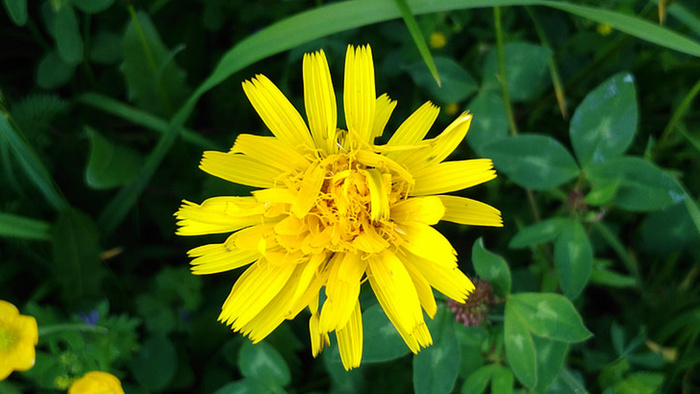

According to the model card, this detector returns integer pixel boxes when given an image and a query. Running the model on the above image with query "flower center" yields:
[0,323,17,352]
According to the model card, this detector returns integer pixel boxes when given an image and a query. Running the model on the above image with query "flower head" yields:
[448,278,495,327]
[69,371,124,394]
[176,45,501,370]
[0,300,38,381]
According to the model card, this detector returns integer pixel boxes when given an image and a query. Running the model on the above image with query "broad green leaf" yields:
[640,202,700,254]
[37,51,75,90]
[0,213,51,240]
[238,341,291,388]
[509,217,571,248]
[70,0,114,14]
[52,208,105,302]
[491,365,514,394]
[532,335,569,392]
[504,300,537,388]
[613,372,665,394]
[89,31,123,64]
[0,116,67,211]
[362,303,410,362]
[586,157,686,211]
[131,335,178,391]
[483,42,552,102]
[394,0,440,86]
[472,238,512,296]
[584,177,620,206]
[52,4,83,65]
[85,127,143,189]
[480,134,580,190]
[212,379,274,394]
[414,306,460,394]
[3,0,27,26]
[465,91,508,155]
[121,11,190,117]
[554,220,593,299]
[407,57,477,103]
[570,73,638,167]
[508,293,592,343]
[461,365,494,394]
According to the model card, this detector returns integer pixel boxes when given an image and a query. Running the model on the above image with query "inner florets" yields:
[0,324,17,352]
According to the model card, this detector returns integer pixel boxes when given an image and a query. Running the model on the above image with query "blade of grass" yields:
[653,77,700,159]
[76,93,220,149]
[0,212,51,241]
[591,221,641,285]
[98,0,700,234]
[0,115,68,211]
[393,0,440,86]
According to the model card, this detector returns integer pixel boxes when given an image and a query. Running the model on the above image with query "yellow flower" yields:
[175,45,502,370]
[429,32,447,49]
[69,371,124,394]
[0,300,38,381]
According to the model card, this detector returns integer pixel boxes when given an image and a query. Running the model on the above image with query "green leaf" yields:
[70,0,114,14]
[52,208,106,302]
[491,365,514,394]
[131,335,178,391]
[586,156,686,212]
[480,134,580,190]
[394,0,441,87]
[0,212,51,241]
[483,42,552,102]
[121,11,190,117]
[504,300,537,388]
[84,127,143,189]
[508,293,593,343]
[37,51,75,90]
[212,379,273,394]
[554,220,593,299]
[532,335,569,392]
[136,295,176,334]
[461,365,494,394]
[406,57,477,103]
[584,177,620,206]
[465,91,508,155]
[89,31,123,64]
[509,217,571,248]
[589,260,637,288]
[613,372,665,394]
[570,73,638,167]
[640,202,700,254]
[472,238,511,296]
[3,0,27,26]
[362,303,410,362]
[52,4,83,65]
[413,306,460,394]
[238,341,291,388]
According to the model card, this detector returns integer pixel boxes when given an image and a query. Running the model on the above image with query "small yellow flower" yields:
[429,32,447,49]
[69,371,124,394]
[597,23,613,36]
[0,300,38,381]
[176,45,501,370]
[445,102,460,116]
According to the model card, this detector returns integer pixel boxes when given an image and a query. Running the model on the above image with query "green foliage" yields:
[1,0,699,392]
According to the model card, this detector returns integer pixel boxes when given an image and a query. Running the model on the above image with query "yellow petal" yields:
[175,198,264,236]
[371,94,396,138]
[252,188,296,204]
[367,251,431,353]
[355,149,414,186]
[188,234,260,275]
[362,168,390,222]
[391,196,445,225]
[199,151,282,188]
[403,261,438,318]
[285,253,331,318]
[218,257,297,330]
[387,101,439,146]
[396,112,472,171]
[397,221,456,268]
[309,293,331,357]
[234,224,277,251]
[344,45,376,144]
[411,159,496,196]
[352,224,390,253]
[232,134,307,173]
[319,252,367,332]
[399,248,475,302]
[439,195,503,227]
[242,74,314,150]
[303,50,337,153]
[292,162,326,218]
[336,300,363,370]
